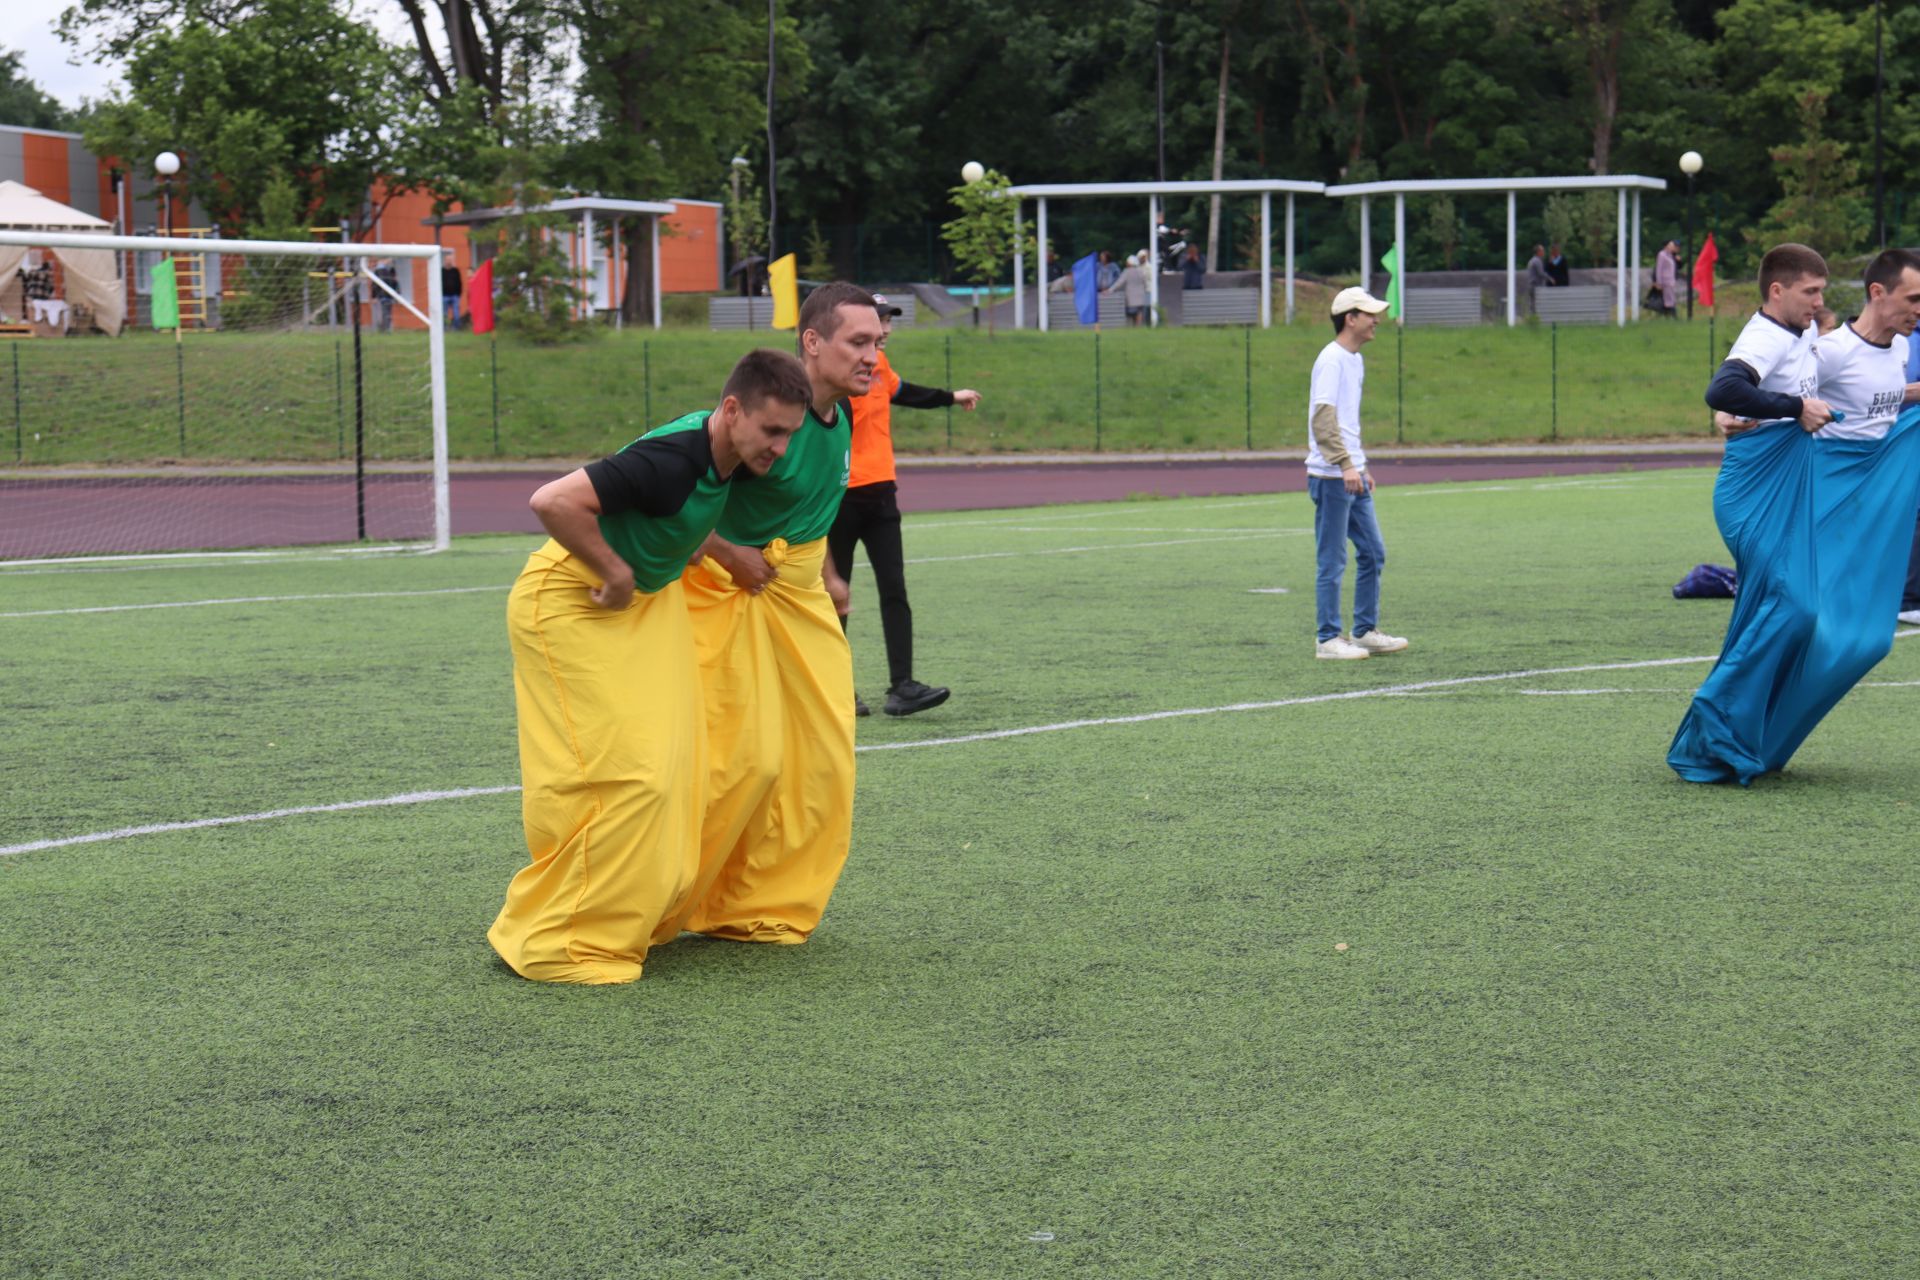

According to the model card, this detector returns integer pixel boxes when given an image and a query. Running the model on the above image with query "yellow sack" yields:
[489,541,705,984]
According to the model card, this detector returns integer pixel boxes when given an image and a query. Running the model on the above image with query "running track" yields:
[0,451,1719,557]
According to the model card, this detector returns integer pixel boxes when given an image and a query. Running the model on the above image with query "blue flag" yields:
[1071,252,1100,326]
[1669,407,1920,784]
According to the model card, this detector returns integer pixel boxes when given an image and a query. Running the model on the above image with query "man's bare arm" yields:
[530,470,634,610]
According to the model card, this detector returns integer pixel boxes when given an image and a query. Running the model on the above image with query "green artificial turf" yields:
[4,471,1919,1277]
[0,315,1744,470]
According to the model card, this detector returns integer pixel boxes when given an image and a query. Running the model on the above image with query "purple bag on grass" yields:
[1672,563,1738,599]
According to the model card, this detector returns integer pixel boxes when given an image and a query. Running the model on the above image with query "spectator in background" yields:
[1097,250,1120,291]
[1109,251,1150,326]
[372,259,399,333]
[440,253,463,330]
[1545,244,1571,288]
[1652,239,1679,316]
[1182,244,1206,290]
[1525,244,1549,296]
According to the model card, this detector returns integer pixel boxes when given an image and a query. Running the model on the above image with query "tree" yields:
[468,91,591,344]
[940,168,1031,332]
[1753,90,1870,258]
[0,47,76,131]
[78,0,482,238]
[564,0,801,321]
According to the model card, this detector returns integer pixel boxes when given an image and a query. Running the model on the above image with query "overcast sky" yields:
[4,0,120,110]
[5,0,420,113]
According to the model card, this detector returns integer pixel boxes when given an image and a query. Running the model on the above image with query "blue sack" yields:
[1673,564,1737,598]
[1668,408,1920,784]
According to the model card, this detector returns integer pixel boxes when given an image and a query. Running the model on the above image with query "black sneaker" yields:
[855,694,871,718]
[884,679,950,717]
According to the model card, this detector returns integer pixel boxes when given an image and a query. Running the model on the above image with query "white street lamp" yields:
[1679,151,1704,320]
[154,151,181,241]
[961,161,985,185]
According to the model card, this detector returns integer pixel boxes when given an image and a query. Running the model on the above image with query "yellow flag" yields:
[769,253,799,330]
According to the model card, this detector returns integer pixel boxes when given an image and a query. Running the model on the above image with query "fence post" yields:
[490,333,500,454]
[1551,322,1558,442]
[175,338,186,456]
[1094,332,1102,452]
[1395,320,1404,444]
[945,332,953,449]
[643,339,652,427]
[1244,325,1252,449]
[11,342,20,462]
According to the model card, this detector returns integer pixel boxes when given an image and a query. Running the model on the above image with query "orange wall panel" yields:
[661,203,720,294]
[22,133,70,205]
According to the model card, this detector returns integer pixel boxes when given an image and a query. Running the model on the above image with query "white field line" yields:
[1,787,521,858]
[0,543,424,569]
[0,584,508,619]
[3,532,1304,618]
[22,640,1918,859]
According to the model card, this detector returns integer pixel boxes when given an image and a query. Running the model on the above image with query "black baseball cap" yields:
[871,292,903,317]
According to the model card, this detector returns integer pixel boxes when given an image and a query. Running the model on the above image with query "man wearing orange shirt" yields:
[830,293,981,716]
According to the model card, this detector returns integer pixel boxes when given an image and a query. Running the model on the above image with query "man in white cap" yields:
[1307,286,1410,660]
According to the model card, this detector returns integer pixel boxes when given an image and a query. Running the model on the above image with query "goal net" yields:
[0,230,449,564]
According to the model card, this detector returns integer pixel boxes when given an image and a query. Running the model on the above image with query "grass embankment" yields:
[1,310,1748,468]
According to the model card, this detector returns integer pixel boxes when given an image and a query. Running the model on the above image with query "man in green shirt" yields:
[488,348,811,985]
[656,282,881,948]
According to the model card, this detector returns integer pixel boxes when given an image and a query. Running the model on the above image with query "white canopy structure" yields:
[0,179,127,335]
[426,196,677,329]
[1321,175,1669,327]
[1004,179,1327,329]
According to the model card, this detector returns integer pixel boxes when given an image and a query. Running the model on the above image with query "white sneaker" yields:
[1899,610,1920,627]
[1315,636,1370,660]
[1353,630,1410,654]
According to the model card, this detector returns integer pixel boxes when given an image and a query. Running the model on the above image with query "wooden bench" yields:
[1404,288,1482,327]
[1045,292,1127,328]
[708,297,776,330]
[1180,287,1261,326]
[0,323,32,339]
[1533,285,1614,324]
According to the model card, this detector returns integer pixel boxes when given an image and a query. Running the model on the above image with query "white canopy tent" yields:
[1320,175,1669,327]
[0,179,128,335]
[426,196,676,329]
[1004,179,1327,330]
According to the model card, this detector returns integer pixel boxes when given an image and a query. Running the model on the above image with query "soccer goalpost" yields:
[0,229,450,565]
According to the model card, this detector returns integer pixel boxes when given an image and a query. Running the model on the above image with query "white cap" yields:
[1330,286,1389,316]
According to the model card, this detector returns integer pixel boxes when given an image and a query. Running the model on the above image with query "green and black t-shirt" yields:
[583,411,734,592]
[714,398,852,547]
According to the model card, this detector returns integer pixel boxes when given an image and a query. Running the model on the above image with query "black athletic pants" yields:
[1904,511,1920,613]
[829,481,913,687]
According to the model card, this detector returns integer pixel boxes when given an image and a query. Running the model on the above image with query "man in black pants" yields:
[830,293,980,716]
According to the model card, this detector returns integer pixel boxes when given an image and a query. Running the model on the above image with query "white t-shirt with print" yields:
[1814,323,1910,441]
[1725,311,1819,423]
[1305,341,1366,479]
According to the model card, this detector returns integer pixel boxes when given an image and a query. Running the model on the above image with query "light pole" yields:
[1679,150,1703,321]
[962,162,985,329]
[729,155,751,295]
[154,150,180,246]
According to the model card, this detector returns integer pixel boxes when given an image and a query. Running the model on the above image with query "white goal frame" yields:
[0,228,451,556]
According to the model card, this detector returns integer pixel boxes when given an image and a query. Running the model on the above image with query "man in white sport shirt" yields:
[1720,248,1920,442]
[1705,243,1834,434]
[1809,248,1920,442]
[1306,286,1410,661]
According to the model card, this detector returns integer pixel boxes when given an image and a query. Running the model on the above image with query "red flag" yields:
[468,258,495,334]
[1691,232,1718,309]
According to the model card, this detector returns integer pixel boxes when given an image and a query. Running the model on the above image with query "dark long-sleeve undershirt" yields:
[1705,359,1804,422]
[892,380,955,410]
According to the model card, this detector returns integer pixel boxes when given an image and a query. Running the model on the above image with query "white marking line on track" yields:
[22,637,1915,858]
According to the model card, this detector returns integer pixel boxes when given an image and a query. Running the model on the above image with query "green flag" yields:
[1380,244,1401,320]
[150,258,179,329]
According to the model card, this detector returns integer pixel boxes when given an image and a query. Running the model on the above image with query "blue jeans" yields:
[443,297,461,330]
[1309,475,1386,642]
